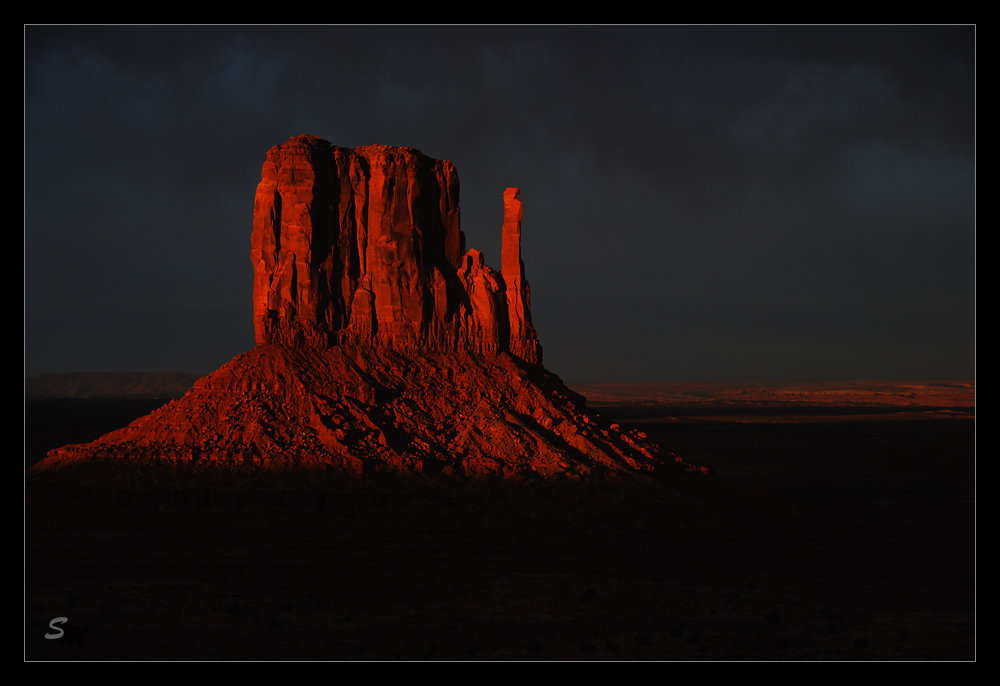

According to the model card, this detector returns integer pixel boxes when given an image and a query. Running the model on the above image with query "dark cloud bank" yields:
[25,26,974,382]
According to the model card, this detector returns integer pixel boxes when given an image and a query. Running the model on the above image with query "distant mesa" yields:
[573,380,976,410]
[30,136,704,487]
[25,372,203,399]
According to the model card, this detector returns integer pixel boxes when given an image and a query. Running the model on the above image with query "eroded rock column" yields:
[501,188,542,364]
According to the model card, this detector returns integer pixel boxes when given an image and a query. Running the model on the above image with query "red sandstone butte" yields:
[252,135,541,363]
[29,136,706,486]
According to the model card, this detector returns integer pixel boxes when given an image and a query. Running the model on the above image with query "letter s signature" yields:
[45,617,68,639]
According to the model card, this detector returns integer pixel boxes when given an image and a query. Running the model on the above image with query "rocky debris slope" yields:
[35,344,705,488]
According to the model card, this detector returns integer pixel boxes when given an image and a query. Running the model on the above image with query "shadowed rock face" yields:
[252,135,541,364]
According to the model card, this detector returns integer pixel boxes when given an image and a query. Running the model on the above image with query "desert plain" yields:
[25,377,974,660]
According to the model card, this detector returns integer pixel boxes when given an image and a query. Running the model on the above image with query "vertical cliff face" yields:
[251,135,541,364]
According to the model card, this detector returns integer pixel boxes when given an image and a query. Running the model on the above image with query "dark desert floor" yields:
[24,385,975,660]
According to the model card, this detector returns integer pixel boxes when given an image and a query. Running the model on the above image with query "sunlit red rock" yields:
[502,187,542,365]
[29,135,705,486]
[252,135,540,362]
[36,344,706,486]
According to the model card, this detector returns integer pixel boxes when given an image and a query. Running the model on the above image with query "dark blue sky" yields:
[24,26,975,382]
